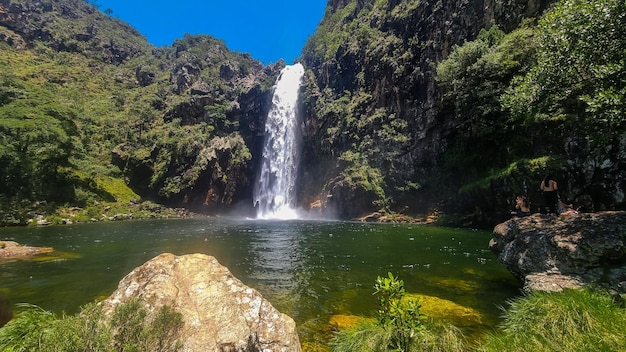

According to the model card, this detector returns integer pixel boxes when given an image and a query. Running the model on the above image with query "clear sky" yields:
[96,0,327,65]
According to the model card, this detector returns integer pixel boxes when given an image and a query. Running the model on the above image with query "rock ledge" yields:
[490,212,626,293]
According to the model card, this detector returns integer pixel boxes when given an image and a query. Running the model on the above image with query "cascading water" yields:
[253,63,305,219]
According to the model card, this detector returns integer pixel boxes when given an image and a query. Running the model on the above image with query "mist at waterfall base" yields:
[253,64,308,220]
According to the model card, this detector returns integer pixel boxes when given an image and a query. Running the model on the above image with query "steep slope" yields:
[0,0,280,224]
[299,0,625,224]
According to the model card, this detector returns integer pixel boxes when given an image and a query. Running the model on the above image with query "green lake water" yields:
[0,218,521,345]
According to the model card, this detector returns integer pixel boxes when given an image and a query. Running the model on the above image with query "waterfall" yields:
[254,63,305,219]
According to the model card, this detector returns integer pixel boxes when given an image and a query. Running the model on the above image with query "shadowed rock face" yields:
[0,293,11,328]
[100,253,301,352]
[490,212,626,293]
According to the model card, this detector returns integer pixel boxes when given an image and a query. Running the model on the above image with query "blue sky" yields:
[96,0,327,65]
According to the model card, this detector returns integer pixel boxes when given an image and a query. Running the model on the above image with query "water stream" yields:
[254,63,305,219]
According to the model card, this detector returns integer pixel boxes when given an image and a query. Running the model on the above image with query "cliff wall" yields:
[299,0,557,221]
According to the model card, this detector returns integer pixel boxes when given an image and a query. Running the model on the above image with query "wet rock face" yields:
[100,253,301,352]
[490,212,626,293]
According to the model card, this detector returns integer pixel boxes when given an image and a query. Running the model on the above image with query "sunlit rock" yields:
[0,241,54,260]
[490,211,626,293]
[100,253,301,352]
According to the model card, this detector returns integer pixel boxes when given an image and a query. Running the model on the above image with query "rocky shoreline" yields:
[1,200,201,227]
[490,211,626,293]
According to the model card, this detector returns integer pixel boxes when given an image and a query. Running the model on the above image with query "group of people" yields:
[511,174,579,217]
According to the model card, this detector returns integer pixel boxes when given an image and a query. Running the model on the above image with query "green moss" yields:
[94,176,139,203]
[458,156,564,196]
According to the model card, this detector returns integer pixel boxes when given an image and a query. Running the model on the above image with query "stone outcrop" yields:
[100,253,301,352]
[0,241,53,259]
[0,0,148,64]
[489,212,626,293]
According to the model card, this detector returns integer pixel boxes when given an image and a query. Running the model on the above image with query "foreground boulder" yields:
[490,212,626,293]
[100,253,301,352]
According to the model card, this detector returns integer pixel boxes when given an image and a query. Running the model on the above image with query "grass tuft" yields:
[478,289,626,351]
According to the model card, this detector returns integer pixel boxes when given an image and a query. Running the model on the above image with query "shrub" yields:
[0,299,183,352]
[331,273,467,352]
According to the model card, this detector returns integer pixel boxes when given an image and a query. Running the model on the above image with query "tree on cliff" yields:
[504,0,626,147]
[435,0,626,215]
[0,74,78,202]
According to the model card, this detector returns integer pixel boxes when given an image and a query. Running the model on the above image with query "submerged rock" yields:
[0,241,54,260]
[490,212,626,293]
[100,253,301,352]
[410,294,482,327]
[329,314,374,331]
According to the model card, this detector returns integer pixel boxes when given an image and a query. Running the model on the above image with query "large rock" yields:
[101,253,301,352]
[490,212,626,292]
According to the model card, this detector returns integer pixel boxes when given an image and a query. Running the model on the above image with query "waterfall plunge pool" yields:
[0,218,521,345]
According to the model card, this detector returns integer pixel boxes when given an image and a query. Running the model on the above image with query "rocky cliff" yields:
[297,0,555,220]
[490,212,626,293]
[2,0,623,223]
[298,0,625,223]
[0,0,281,216]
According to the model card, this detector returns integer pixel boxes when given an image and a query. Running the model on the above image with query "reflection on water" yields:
[0,218,521,343]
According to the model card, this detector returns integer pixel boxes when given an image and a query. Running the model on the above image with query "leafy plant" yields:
[373,272,426,351]
[331,273,466,352]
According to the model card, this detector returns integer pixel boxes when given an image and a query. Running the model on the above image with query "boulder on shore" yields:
[100,253,301,352]
[490,211,626,293]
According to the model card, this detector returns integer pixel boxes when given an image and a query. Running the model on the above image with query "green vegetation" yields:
[331,273,467,352]
[0,0,275,224]
[301,0,423,214]
[331,274,626,352]
[373,272,426,350]
[0,299,183,352]
[503,0,626,142]
[434,0,626,214]
[437,25,537,171]
[300,0,625,219]
[479,289,626,351]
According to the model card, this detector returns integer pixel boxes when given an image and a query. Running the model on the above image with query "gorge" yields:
[0,0,624,226]
[2,0,626,349]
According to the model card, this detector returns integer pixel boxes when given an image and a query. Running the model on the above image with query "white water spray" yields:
[254,63,305,219]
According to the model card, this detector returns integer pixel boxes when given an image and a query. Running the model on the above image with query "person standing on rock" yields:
[540,174,558,214]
